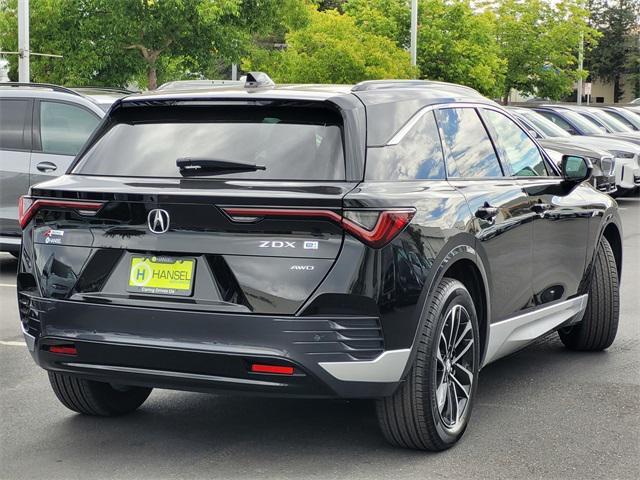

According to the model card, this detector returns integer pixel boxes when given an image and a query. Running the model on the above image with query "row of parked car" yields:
[0,81,639,257]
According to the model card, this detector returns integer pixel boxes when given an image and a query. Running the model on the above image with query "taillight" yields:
[222,207,415,249]
[18,196,104,229]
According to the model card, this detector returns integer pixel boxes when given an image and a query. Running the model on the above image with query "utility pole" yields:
[577,31,584,105]
[410,0,417,69]
[18,0,30,82]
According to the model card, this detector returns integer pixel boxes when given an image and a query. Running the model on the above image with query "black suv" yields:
[16,75,622,451]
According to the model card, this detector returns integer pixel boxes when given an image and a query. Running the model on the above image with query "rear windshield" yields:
[73,105,345,180]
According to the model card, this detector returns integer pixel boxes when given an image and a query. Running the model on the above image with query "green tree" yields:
[343,0,410,48]
[244,7,416,83]
[416,0,506,97]
[0,0,308,89]
[585,0,640,102]
[491,0,598,102]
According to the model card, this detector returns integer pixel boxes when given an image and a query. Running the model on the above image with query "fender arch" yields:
[399,235,491,380]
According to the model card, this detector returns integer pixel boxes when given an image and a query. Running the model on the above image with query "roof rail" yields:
[0,82,82,96]
[69,86,136,94]
[351,79,482,96]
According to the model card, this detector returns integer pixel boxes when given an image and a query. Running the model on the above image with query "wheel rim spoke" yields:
[450,371,470,399]
[455,363,474,383]
[453,322,471,350]
[452,338,473,365]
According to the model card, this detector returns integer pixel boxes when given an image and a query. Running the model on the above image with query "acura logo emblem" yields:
[148,209,170,234]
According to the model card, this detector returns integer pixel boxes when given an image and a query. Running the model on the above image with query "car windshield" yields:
[588,109,633,132]
[561,110,605,135]
[518,110,571,138]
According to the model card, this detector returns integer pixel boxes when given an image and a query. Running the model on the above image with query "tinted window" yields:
[516,109,571,138]
[366,111,445,180]
[0,99,30,150]
[483,109,547,176]
[74,106,345,180]
[536,111,575,133]
[435,108,502,178]
[40,101,100,156]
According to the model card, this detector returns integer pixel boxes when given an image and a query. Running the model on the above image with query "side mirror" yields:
[561,155,592,183]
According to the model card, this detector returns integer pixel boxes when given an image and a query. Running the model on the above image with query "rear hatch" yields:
[21,101,357,315]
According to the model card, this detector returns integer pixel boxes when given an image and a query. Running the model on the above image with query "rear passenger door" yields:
[30,100,101,186]
[436,107,535,322]
[0,97,32,236]
[480,108,590,306]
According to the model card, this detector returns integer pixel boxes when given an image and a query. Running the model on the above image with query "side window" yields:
[39,101,100,156]
[435,108,503,178]
[365,111,445,180]
[536,111,574,133]
[0,99,30,150]
[482,109,548,177]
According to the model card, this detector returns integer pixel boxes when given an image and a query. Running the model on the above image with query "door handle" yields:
[475,203,499,220]
[531,202,552,214]
[36,161,57,173]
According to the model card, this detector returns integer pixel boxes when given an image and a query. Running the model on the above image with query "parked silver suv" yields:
[0,83,126,254]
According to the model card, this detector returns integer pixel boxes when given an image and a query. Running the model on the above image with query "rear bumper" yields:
[20,295,407,398]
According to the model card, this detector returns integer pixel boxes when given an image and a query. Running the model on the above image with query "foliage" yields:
[0,0,308,89]
[585,0,640,101]
[490,0,599,101]
[415,0,506,98]
[343,0,410,48]
[243,7,416,84]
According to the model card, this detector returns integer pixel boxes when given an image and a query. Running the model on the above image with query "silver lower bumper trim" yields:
[0,235,21,245]
[482,294,588,367]
[318,349,411,383]
[62,362,287,387]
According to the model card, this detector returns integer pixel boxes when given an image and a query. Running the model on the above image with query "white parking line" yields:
[0,283,16,287]
[0,340,26,346]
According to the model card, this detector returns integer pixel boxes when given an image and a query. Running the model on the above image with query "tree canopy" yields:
[243,7,416,83]
[585,0,640,101]
[0,0,620,101]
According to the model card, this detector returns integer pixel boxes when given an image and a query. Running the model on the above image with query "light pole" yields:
[577,31,584,105]
[410,0,418,69]
[18,0,30,82]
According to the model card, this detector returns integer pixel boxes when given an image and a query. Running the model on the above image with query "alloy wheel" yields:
[435,303,475,429]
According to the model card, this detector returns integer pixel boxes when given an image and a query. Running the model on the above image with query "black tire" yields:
[558,237,619,350]
[376,278,480,451]
[48,371,152,416]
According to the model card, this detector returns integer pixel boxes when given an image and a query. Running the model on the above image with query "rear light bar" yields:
[222,207,415,249]
[18,196,104,229]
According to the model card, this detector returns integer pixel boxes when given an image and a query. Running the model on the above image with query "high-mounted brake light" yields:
[18,196,104,229]
[222,207,415,249]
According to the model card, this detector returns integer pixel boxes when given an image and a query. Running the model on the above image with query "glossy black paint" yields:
[18,86,622,399]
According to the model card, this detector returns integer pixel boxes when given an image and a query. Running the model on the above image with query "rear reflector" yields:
[250,364,295,375]
[222,207,415,249]
[48,345,77,355]
[18,196,104,229]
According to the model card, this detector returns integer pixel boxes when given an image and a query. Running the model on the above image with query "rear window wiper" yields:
[176,158,266,176]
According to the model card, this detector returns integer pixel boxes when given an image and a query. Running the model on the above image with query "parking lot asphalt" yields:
[1,195,639,480]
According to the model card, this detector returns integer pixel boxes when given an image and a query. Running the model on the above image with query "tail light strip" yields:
[222,207,415,249]
[18,196,105,229]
